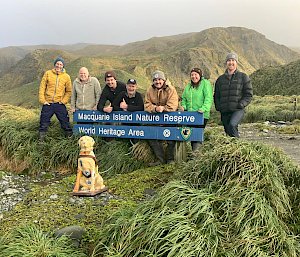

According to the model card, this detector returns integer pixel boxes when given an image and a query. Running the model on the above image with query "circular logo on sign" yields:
[163,129,171,138]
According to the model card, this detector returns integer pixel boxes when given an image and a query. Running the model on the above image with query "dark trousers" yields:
[221,109,245,137]
[191,118,208,150]
[148,140,176,163]
[39,103,72,132]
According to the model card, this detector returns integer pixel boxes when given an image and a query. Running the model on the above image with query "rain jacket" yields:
[181,78,213,119]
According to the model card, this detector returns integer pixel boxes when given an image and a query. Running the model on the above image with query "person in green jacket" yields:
[181,68,213,151]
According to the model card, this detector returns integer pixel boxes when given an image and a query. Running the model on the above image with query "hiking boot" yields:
[65,130,73,138]
[191,142,201,151]
[166,160,175,165]
[148,160,164,167]
[39,132,46,142]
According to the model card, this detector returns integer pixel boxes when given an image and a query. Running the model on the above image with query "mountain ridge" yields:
[0,26,299,107]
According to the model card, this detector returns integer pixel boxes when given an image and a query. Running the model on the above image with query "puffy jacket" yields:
[39,69,72,104]
[144,84,178,113]
[214,70,253,113]
[181,78,213,119]
[71,76,102,110]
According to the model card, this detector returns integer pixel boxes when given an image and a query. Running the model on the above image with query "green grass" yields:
[0,224,87,257]
[1,104,300,256]
[92,133,300,257]
[0,104,148,175]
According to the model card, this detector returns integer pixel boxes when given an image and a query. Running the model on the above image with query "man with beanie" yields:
[214,52,253,137]
[145,70,179,165]
[97,70,126,113]
[38,56,72,141]
[181,68,213,151]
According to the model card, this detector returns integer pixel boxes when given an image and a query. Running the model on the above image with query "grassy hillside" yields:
[0,26,299,108]
[0,47,30,73]
[291,47,300,54]
[0,49,76,91]
[251,59,300,95]
[1,105,300,256]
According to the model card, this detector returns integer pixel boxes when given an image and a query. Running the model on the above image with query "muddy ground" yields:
[239,124,300,166]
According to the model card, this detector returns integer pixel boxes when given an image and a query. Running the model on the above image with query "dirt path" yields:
[239,124,300,167]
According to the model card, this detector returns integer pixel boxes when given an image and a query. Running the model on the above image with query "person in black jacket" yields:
[97,71,126,113]
[214,53,253,137]
[112,79,144,112]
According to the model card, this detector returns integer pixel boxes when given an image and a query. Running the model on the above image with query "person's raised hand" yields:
[120,98,128,110]
[103,103,113,113]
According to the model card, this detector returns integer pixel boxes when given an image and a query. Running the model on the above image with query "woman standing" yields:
[181,68,213,151]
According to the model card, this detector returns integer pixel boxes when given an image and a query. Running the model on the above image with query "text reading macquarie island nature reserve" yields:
[73,111,204,141]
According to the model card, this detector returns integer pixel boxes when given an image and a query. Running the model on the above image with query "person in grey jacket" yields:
[71,67,101,112]
[214,53,253,137]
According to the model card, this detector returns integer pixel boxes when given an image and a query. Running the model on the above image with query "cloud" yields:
[1,0,299,47]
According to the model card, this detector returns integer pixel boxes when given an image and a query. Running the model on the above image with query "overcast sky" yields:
[1,0,299,48]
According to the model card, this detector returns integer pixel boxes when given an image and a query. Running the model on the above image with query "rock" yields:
[277,121,286,125]
[54,225,85,247]
[4,188,20,195]
[49,194,58,200]
[144,188,156,196]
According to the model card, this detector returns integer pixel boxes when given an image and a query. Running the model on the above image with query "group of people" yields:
[38,52,253,164]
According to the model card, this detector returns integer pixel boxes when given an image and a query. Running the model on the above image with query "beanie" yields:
[54,56,65,66]
[190,68,202,77]
[104,70,116,80]
[225,52,238,62]
[152,70,166,81]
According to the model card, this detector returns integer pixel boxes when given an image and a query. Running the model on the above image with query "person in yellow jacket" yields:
[38,56,72,141]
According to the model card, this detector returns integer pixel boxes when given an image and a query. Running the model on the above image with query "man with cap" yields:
[214,52,253,137]
[181,67,213,151]
[97,70,126,113]
[145,70,179,165]
[112,79,144,112]
[38,56,72,141]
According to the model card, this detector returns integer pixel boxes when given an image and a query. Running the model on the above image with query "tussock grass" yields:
[0,104,145,175]
[244,95,300,123]
[130,140,155,163]
[93,133,300,257]
[0,224,86,257]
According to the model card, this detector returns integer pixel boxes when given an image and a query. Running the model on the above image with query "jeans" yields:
[39,103,72,132]
[221,109,245,137]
